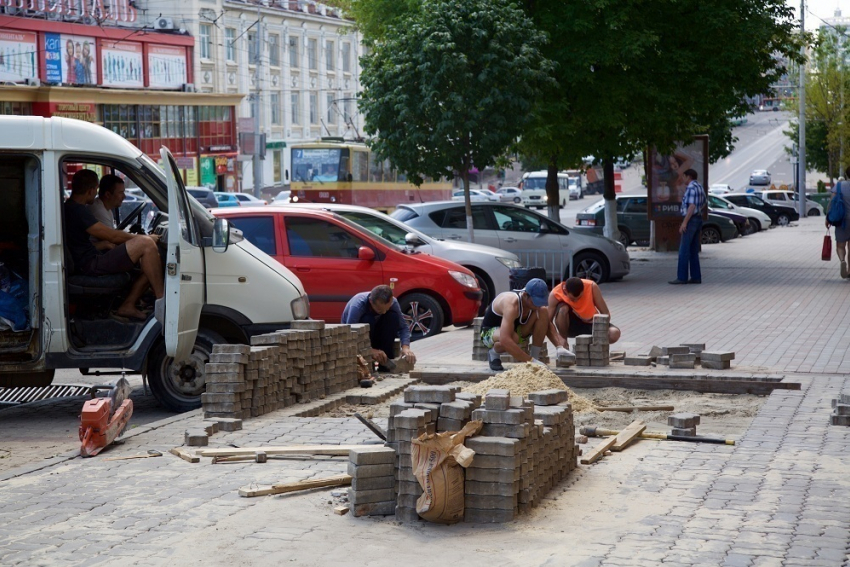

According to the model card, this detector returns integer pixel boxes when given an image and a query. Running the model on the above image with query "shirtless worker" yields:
[548,277,620,345]
[479,278,567,371]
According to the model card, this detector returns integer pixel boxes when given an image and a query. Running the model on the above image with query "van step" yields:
[0,383,94,406]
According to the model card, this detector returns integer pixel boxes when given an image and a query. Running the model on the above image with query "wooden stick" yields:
[169,448,200,463]
[595,405,675,412]
[197,445,369,458]
[238,474,352,498]
[611,420,646,452]
[580,435,617,465]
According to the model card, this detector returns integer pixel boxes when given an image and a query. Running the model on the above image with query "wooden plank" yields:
[611,420,646,452]
[596,406,675,412]
[580,435,618,465]
[169,448,200,463]
[238,474,352,498]
[197,445,369,458]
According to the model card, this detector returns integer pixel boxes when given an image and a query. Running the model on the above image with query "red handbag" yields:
[823,229,832,261]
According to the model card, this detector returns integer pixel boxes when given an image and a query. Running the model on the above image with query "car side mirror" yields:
[404,233,424,246]
[357,246,376,261]
[212,218,230,253]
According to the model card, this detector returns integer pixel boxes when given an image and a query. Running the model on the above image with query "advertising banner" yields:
[148,45,187,89]
[45,33,98,86]
[200,157,216,187]
[101,41,143,88]
[647,136,709,220]
[0,31,37,83]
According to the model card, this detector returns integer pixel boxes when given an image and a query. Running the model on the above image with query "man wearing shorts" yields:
[549,277,620,345]
[64,169,163,320]
[480,278,565,371]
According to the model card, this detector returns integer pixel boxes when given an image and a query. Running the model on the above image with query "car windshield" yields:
[709,196,732,209]
[749,196,766,205]
[568,178,578,187]
[523,177,546,190]
[390,208,419,222]
[583,199,605,213]
[291,148,342,183]
[331,214,401,251]
[338,211,429,246]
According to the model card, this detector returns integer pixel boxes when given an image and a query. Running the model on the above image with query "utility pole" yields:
[252,5,264,199]
[798,0,807,219]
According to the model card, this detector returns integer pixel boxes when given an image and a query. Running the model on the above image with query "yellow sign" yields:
[186,168,198,186]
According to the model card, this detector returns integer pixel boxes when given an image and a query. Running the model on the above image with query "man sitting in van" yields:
[64,169,163,321]
[87,174,125,250]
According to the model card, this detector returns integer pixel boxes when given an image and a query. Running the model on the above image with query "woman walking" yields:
[826,168,850,278]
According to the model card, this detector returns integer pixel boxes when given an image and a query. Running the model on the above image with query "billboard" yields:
[45,33,98,86]
[148,45,187,89]
[0,31,38,83]
[647,136,709,220]
[101,41,143,88]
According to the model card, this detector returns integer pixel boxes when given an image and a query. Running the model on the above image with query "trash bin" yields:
[509,267,547,290]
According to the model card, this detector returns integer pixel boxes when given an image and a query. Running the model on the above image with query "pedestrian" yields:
[341,285,416,370]
[479,278,562,371]
[669,168,705,285]
[826,169,850,278]
[548,276,621,344]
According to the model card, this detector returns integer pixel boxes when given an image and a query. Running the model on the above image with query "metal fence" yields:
[510,249,575,288]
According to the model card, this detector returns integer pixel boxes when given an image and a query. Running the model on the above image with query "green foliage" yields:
[358,0,554,187]
[340,0,420,42]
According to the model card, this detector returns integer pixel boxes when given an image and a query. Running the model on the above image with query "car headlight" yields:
[496,257,522,269]
[290,294,310,319]
[543,195,548,201]
[449,270,478,288]
[613,241,626,252]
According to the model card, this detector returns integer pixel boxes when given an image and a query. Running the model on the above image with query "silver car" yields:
[757,189,824,217]
[390,201,630,284]
[285,203,523,311]
[749,169,771,186]
[496,186,524,204]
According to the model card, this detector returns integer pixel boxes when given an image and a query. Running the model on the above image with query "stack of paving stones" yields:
[700,351,734,370]
[201,321,372,422]
[380,385,578,524]
[668,412,700,437]
[574,314,610,367]
[634,344,735,370]
[470,317,550,364]
[829,393,850,426]
[347,446,397,517]
[661,346,696,369]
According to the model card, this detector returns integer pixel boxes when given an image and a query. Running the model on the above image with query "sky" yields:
[791,0,849,30]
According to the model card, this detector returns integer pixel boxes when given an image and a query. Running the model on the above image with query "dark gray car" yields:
[187,187,219,209]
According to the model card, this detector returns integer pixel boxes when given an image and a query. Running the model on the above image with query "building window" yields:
[274,150,282,183]
[290,92,301,125]
[0,102,32,115]
[289,36,299,68]
[325,40,334,71]
[103,104,139,142]
[309,92,318,124]
[343,95,352,123]
[199,24,212,59]
[225,28,236,62]
[326,93,336,125]
[248,31,259,64]
[270,93,280,125]
[307,38,317,70]
[269,34,280,67]
[342,42,351,73]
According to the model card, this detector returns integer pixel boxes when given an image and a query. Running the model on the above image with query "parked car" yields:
[757,190,823,217]
[749,170,771,186]
[234,193,267,206]
[186,187,219,209]
[285,203,523,315]
[452,189,499,202]
[215,192,241,207]
[708,207,751,237]
[496,186,524,204]
[272,190,292,204]
[707,194,772,232]
[724,193,799,226]
[708,184,734,195]
[391,201,630,284]
[212,207,483,340]
[575,195,738,246]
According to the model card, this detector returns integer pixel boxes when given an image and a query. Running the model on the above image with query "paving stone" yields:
[471,408,526,425]
[347,463,395,478]
[484,390,511,410]
[347,487,395,505]
[702,359,732,370]
[701,351,735,362]
[348,446,396,466]
[464,508,516,523]
[184,429,208,446]
[624,356,652,366]
[465,436,521,456]
[403,386,455,404]
[668,413,700,428]
[351,476,395,491]
[352,501,395,517]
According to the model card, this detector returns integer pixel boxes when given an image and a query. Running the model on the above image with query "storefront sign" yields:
[0,0,137,23]
[40,102,97,121]
[148,45,187,89]
[186,168,198,186]
[200,157,216,187]
[215,156,228,174]
[0,31,37,83]
[176,156,195,170]
[45,33,98,86]
[101,41,143,88]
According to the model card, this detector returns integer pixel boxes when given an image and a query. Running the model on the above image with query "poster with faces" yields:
[45,33,98,85]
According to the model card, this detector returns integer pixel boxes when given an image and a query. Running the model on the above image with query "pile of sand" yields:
[463,363,598,413]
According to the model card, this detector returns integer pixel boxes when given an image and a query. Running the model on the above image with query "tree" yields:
[358,0,553,242]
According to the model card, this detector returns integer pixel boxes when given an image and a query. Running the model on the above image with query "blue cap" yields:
[524,278,549,308]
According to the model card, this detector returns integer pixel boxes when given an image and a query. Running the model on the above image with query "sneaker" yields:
[489,357,504,371]
[688,279,702,284]
[668,279,687,285]
[841,261,848,278]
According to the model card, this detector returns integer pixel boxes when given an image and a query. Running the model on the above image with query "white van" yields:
[0,117,309,411]
[521,171,575,208]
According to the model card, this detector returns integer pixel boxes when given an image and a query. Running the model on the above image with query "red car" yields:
[212,207,482,340]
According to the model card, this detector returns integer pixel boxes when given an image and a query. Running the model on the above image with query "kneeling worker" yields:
[341,285,416,370]
[480,278,565,371]
[549,277,620,345]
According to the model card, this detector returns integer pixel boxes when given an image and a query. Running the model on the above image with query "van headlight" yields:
[290,295,310,319]
[449,270,478,288]
[496,257,522,269]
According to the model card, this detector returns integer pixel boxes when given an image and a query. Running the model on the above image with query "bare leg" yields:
[530,310,548,347]
[609,325,621,344]
[116,273,150,319]
[125,236,164,298]
[554,303,571,344]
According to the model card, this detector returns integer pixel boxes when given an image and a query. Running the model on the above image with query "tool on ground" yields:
[580,426,735,445]
[104,450,163,461]
[79,377,134,457]
[198,444,370,458]
[212,451,268,464]
[354,412,387,441]
[238,474,352,498]
[594,405,675,412]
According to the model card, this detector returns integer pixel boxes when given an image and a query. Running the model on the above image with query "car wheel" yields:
[748,218,761,233]
[776,213,790,226]
[743,221,756,236]
[147,329,226,412]
[513,197,521,204]
[617,227,631,247]
[808,208,820,217]
[701,226,722,245]
[400,293,444,341]
[469,270,494,318]
[571,251,609,283]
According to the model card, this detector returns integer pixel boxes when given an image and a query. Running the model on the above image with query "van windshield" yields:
[523,177,546,190]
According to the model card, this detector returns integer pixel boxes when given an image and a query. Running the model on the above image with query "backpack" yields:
[828,182,846,228]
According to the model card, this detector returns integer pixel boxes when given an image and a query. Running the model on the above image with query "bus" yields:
[290,139,452,211]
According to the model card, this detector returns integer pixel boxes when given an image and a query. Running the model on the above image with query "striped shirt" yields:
[681,180,706,217]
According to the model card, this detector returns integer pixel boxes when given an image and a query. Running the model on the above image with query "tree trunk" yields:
[546,156,560,221]
[463,161,474,244]
[602,159,619,241]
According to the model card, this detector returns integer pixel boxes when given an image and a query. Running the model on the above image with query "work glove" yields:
[556,347,574,358]
[530,358,547,367]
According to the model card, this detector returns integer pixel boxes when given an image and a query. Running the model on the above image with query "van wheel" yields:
[147,329,225,413]
[400,293,444,342]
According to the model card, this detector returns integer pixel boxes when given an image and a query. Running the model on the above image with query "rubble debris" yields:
[463,364,597,413]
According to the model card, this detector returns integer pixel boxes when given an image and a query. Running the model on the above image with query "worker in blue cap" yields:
[478,278,568,371]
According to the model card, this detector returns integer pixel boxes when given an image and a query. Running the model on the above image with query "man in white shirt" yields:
[88,174,125,251]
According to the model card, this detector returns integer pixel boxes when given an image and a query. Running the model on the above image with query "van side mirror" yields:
[212,218,230,253]
[357,246,375,261]
[404,233,424,246]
